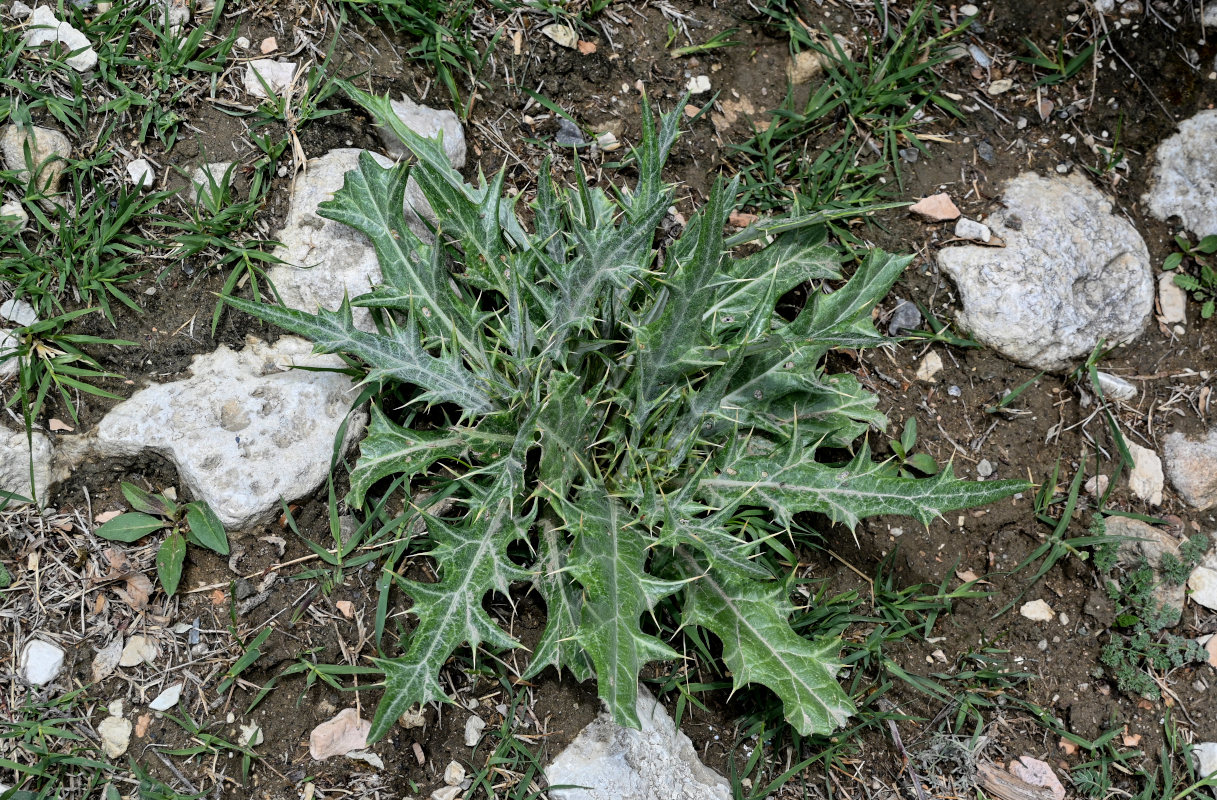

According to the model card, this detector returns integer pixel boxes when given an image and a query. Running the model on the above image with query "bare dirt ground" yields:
[4,0,1217,798]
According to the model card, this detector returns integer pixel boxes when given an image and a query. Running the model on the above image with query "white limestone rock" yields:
[377,94,466,169]
[1127,441,1164,506]
[1019,599,1055,621]
[23,5,97,72]
[1143,110,1217,239]
[1108,516,1186,620]
[0,200,27,231]
[0,427,55,504]
[1164,429,1217,510]
[1195,742,1217,778]
[266,148,444,330]
[98,709,131,759]
[149,682,183,711]
[1,122,71,196]
[937,172,1152,372]
[243,59,297,98]
[21,639,65,685]
[545,686,731,800]
[1159,272,1188,326]
[1190,557,1217,612]
[186,161,233,207]
[92,335,366,529]
[1,296,38,378]
[126,158,155,189]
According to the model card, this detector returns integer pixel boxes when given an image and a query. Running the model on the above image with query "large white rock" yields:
[1190,560,1217,612]
[1,122,71,196]
[266,148,448,330]
[544,686,730,800]
[1,296,38,378]
[0,427,55,504]
[20,639,65,685]
[1164,429,1217,510]
[1195,742,1217,778]
[23,5,97,72]
[377,94,466,169]
[92,335,366,529]
[937,172,1152,372]
[1143,110,1217,239]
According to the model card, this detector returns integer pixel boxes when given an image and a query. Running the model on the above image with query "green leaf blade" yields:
[93,513,165,543]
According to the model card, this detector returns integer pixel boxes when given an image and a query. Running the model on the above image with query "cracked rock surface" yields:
[545,686,730,800]
[1143,110,1217,239]
[88,335,365,529]
[936,172,1153,372]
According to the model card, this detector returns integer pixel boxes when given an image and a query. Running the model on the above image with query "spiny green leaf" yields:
[223,294,497,413]
[348,404,469,508]
[524,523,594,683]
[369,484,533,742]
[784,249,911,348]
[702,441,1030,530]
[564,491,684,727]
[677,553,854,736]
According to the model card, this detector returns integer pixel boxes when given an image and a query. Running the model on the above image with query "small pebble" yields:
[954,217,991,242]
[977,459,994,478]
[443,761,466,786]
[976,141,995,163]
[960,3,979,15]
[947,385,962,397]
[554,118,585,147]
[1020,599,1055,621]
[463,715,486,747]
[686,75,711,95]
[21,640,65,685]
[888,298,922,335]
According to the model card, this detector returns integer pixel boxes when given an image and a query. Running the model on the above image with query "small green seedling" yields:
[888,418,939,477]
[1016,35,1100,86]
[670,29,740,58]
[92,482,229,596]
[1162,233,1217,319]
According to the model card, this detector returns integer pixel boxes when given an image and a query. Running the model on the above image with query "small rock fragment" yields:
[1020,599,1055,621]
[260,36,277,53]
[309,708,371,760]
[686,75,711,95]
[1127,442,1164,506]
[346,750,384,769]
[987,78,1014,95]
[149,683,183,711]
[23,5,98,71]
[1143,110,1217,238]
[1109,516,1185,621]
[786,34,852,84]
[21,639,65,685]
[98,705,132,759]
[959,3,979,15]
[977,459,994,478]
[888,298,922,336]
[118,635,158,667]
[187,162,233,207]
[9,0,31,17]
[238,723,264,747]
[244,59,297,98]
[0,200,27,231]
[1095,371,1136,401]
[158,0,189,35]
[463,714,486,747]
[541,23,577,49]
[577,40,597,55]
[954,217,991,243]
[126,158,155,189]
[443,761,465,786]
[909,193,960,221]
[92,637,123,682]
[1158,273,1188,326]
[595,131,620,151]
[1085,474,1109,496]
[431,787,461,800]
[916,351,943,383]
[1009,756,1065,800]
[1189,561,1217,611]
[398,707,426,729]
[1194,742,1217,778]
[555,118,585,147]
[1,122,72,197]
[1164,430,1217,510]
[0,426,54,501]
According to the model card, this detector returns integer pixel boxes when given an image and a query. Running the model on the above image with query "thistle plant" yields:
[227,85,1026,742]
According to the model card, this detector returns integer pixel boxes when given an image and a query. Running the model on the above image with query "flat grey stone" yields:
[937,172,1152,372]
[545,686,730,800]
[1143,110,1217,239]
[1,122,71,196]
[91,335,366,529]
[1164,429,1217,510]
